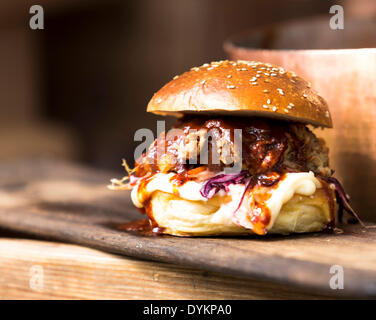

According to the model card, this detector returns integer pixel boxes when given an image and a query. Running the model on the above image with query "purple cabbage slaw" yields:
[325,176,365,227]
[200,170,250,199]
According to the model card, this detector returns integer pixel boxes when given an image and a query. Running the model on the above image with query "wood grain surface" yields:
[0,159,375,298]
[0,238,336,300]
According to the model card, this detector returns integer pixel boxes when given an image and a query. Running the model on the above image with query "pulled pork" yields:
[134,116,331,178]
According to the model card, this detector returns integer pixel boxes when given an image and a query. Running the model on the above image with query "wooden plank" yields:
[0,239,336,300]
[0,159,375,298]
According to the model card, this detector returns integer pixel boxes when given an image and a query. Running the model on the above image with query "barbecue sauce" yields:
[319,178,336,232]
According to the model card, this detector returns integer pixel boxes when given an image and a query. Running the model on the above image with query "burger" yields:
[109,60,361,236]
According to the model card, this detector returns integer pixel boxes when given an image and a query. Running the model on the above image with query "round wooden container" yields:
[224,17,376,221]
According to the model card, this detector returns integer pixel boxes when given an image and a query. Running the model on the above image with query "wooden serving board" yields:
[0,159,375,298]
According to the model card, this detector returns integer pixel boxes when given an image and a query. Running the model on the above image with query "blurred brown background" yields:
[1,0,349,173]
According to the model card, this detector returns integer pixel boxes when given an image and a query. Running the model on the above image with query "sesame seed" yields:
[227,85,236,89]
[267,99,271,104]
[303,93,308,98]
[203,63,209,67]
[260,67,266,70]
[264,79,270,83]
[277,88,284,95]
[272,106,278,112]
[325,111,330,118]
[264,72,270,76]
[271,73,278,77]
[251,65,257,69]
[250,77,257,82]
[173,75,179,80]
[287,103,294,109]
[256,74,261,78]
[263,89,269,93]
[257,71,262,74]
[191,67,199,71]
[251,82,258,85]
[227,75,232,78]
[284,108,289,113]
[262,105,269,109]
[241,68,247,71]
[207,67,214,70]
[200,79,206,85]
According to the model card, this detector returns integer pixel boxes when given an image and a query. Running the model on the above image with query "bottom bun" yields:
[149,189,334,236]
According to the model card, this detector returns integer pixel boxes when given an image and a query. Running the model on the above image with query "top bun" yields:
[147,60,332,128]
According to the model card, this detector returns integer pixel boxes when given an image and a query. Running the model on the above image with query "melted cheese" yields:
[131,171,321,231]
[265,172,321,229]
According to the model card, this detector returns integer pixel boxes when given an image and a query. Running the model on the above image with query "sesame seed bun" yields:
[147,60,332,128]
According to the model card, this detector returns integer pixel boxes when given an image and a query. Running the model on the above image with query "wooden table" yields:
[0,159,374,299]
[0,238,337,299]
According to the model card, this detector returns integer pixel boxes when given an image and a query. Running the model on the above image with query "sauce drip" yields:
[123,175,167,235]
[237,174,279,235]
[247,202,271,235]
[118,217,165,236]
[319,178,336,231]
